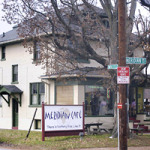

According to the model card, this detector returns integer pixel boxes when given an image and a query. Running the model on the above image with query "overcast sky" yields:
[0,1,149,35]
[0,1,14,35]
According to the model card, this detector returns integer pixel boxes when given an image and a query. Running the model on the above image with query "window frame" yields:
[76,57,90,63]
[84,85,114,117]
[33,41,41,61]
[67,39,90,64]
[30,82,45,106]
[102,19,109,28]
[34,119,41,129]
[12,65,18,83]
[1,45,6,60]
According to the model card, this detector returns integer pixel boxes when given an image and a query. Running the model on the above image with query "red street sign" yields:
[117,67,130,84]
[117,103,122,109]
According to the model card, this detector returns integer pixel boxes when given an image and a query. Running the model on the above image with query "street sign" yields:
[107,64,118,69]
[117,67,130,84]
[117,103,122,109]
[126,57,146,64]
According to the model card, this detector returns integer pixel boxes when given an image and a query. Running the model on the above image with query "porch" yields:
[129,114,150,134]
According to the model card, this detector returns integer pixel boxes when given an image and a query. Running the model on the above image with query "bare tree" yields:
[2,0,149,137]
[2,0,140,81]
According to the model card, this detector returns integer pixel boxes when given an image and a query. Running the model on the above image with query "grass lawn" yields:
[0,129,150,150]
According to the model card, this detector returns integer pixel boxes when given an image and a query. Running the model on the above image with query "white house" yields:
[0,27,115,131]
[0,27,46,130]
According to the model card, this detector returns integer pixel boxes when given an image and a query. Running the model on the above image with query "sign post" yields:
[42,102,45,141]
[117,92,120,150]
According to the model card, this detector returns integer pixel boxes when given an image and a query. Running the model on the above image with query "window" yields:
[102,20,109,28]
[1,46,6,60]
[76,57,90,63]
[67,39,90,64]
[143,88,150,116]
[34,41,40,61]
[30,82,45,105]
[85,85,113,116]
[12,65,18,83]
[39,83,45,103]
[56,86,73,105]
[35,119,41,129]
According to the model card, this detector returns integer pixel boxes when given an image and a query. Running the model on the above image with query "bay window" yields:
[85,85,114,116]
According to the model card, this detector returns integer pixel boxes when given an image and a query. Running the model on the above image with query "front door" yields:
[12,99,18,129]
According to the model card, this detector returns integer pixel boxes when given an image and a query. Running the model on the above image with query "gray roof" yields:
[0,4,106,46]
[0,26,21,44]
[0,26,21,45]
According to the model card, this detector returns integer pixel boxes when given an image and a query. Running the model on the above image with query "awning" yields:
[0,85,23,106]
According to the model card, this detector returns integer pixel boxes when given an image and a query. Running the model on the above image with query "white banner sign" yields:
[44,105,83,131]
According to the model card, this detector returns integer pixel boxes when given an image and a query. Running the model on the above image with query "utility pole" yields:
[118,0,127,150]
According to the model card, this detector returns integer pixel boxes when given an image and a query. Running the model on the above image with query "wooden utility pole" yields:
[118,0,127,150]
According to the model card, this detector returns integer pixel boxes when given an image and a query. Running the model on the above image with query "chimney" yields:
[2,32,5,37]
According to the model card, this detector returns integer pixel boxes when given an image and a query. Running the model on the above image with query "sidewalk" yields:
[1,146,150,150]
[74,146,150,150]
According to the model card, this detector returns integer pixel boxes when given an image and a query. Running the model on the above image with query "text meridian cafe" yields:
[45,110,82,120]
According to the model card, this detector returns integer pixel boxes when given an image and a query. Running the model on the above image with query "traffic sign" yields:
[107,64,118,69]
[117,103,122,109]
[126,57,146,64]
[117,67,130,84]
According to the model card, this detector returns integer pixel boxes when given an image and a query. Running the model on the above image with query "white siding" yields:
[0,43,45,130]
[0,40,116,130]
